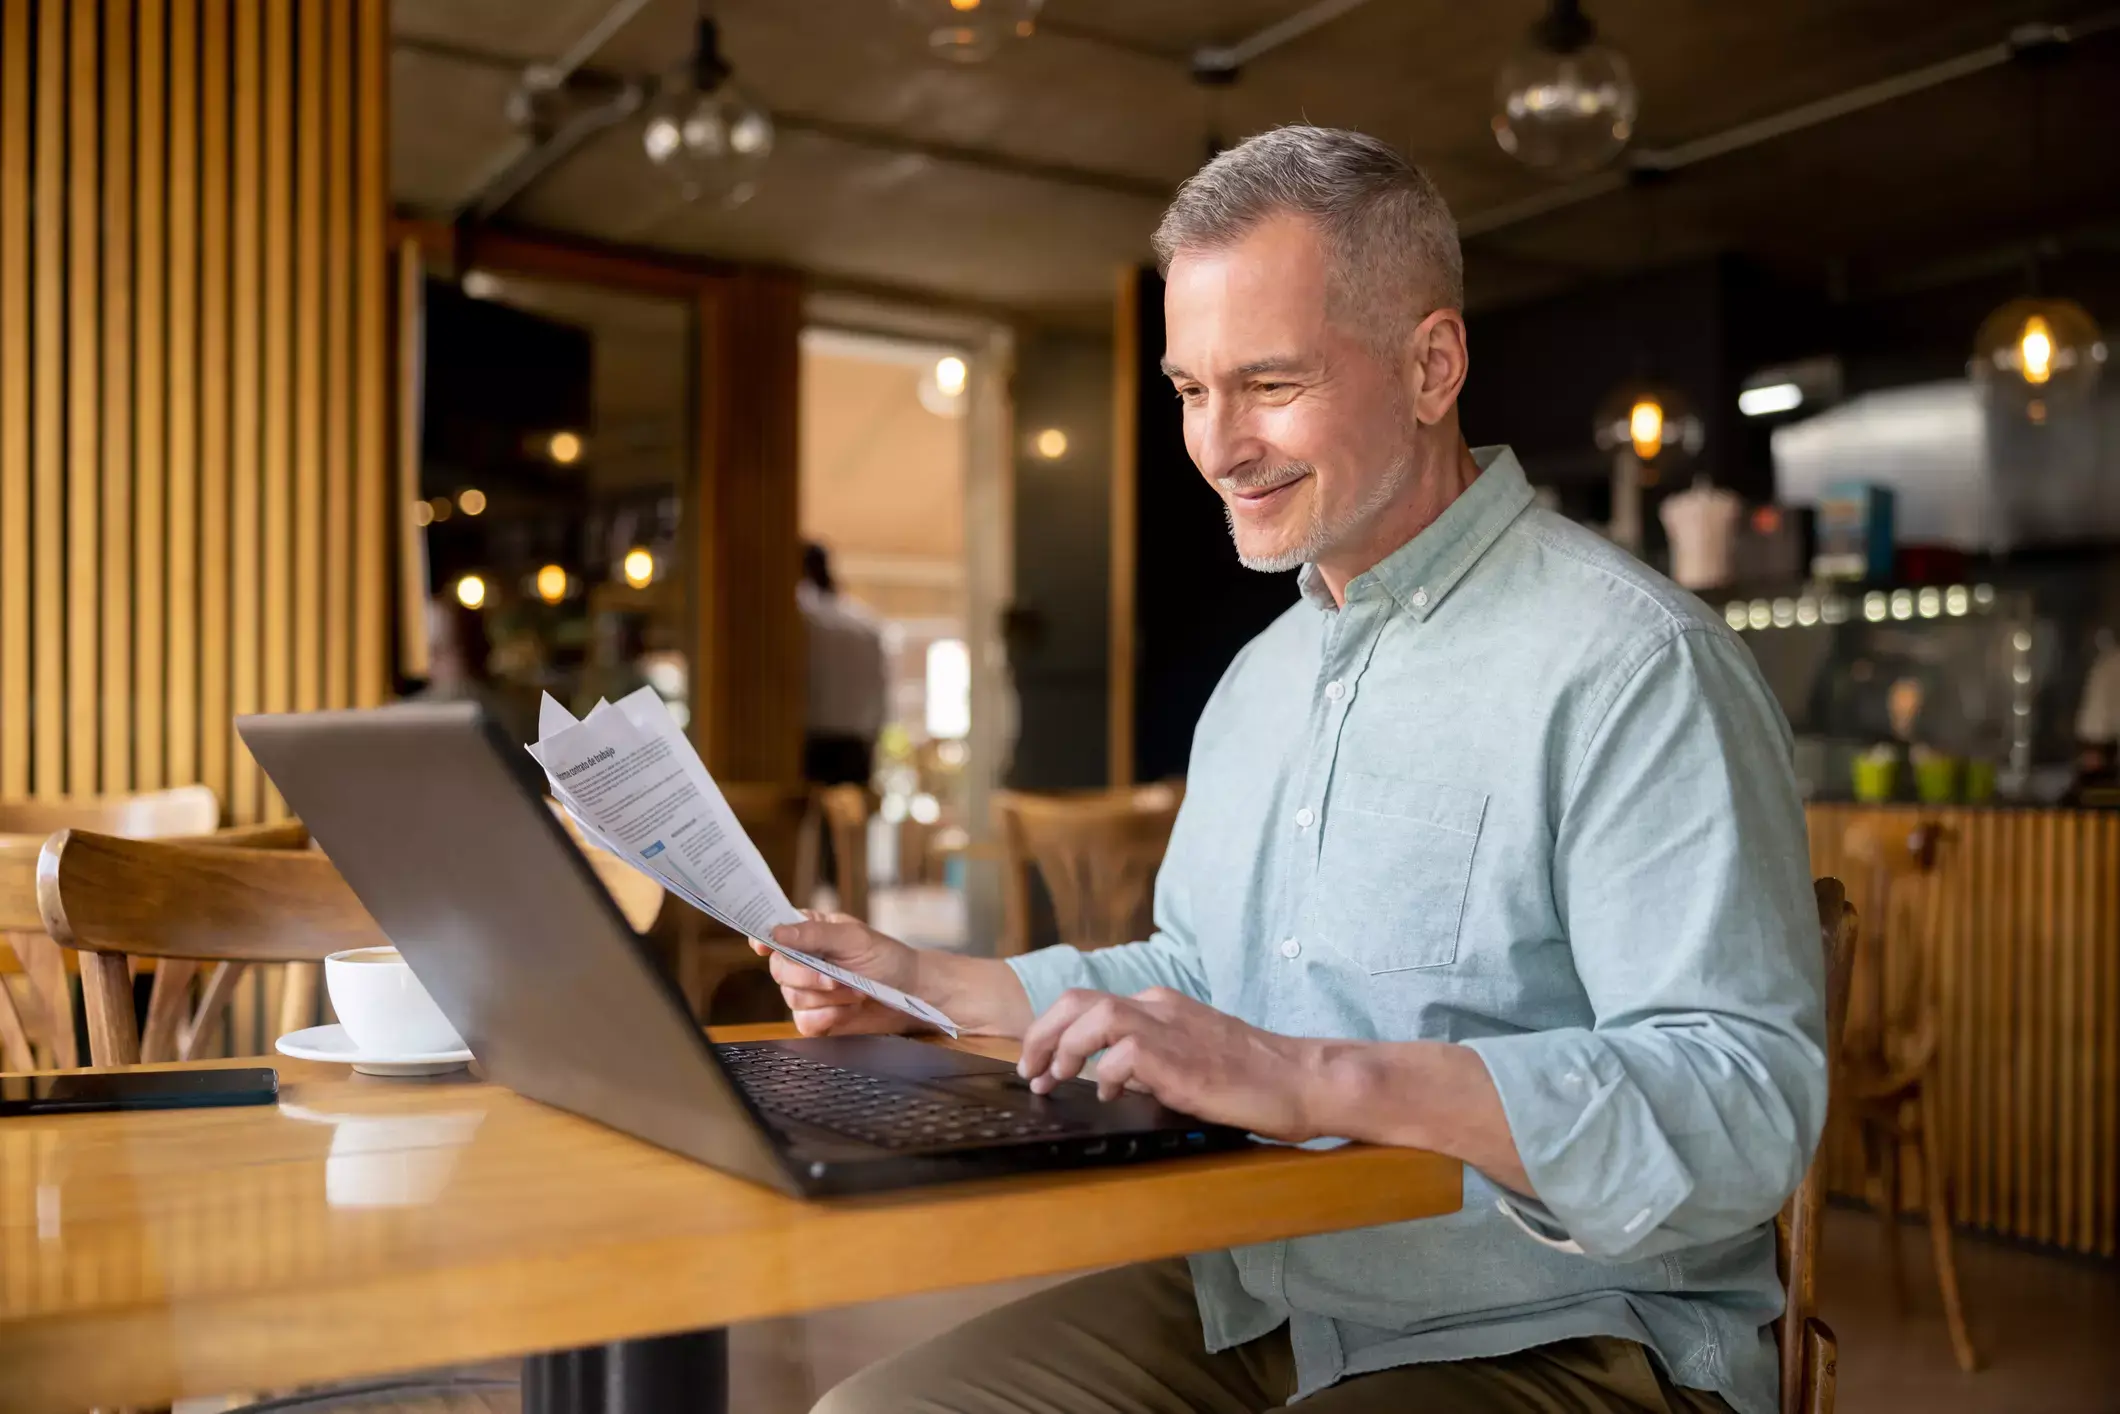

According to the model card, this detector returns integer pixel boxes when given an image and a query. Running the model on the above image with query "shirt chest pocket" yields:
[1307,773,1488,974]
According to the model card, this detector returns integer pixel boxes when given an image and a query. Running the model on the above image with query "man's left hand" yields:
[1017,987,1325,1143]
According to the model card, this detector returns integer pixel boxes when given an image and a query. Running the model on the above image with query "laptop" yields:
[238,703,1249,1196]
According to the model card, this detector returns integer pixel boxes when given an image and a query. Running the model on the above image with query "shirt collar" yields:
[1297,445,1536,620]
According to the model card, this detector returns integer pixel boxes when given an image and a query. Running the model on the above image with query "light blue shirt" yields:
[1008,447,1826,1414]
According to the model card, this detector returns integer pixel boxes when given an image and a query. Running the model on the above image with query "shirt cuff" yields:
[1462,1030,1696,1258]
[1004,944,1098,1019]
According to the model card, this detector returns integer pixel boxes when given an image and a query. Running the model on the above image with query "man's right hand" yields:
[753,915,1033,1038]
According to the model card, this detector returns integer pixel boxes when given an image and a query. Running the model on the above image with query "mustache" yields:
[1215,462,1314,494]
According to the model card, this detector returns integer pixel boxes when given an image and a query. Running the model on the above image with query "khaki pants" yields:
[816,1260,1732,1414]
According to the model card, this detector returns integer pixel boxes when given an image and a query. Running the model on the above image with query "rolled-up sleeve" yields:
[1005,803,1212,1018]
[1462,627,1828,1261]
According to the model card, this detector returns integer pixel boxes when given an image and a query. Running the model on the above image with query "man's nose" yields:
[1190,402,1261,481]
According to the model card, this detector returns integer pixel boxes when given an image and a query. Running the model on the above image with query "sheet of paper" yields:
[527,691,958,1036]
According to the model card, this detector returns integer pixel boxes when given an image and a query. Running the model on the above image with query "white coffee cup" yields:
[324,946,466,1057]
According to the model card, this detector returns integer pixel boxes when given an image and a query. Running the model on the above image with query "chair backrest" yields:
[0,784,220,837]
[993,785,1183,956]
[0,788,246,1073]
[1840,820,1943,1085]
[815,784,873,921]
[1775,877,1858,1414]
[36,829,390,1067]
[721,780,815,888]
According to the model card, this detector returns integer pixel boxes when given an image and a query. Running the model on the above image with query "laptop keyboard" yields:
[718,1045,1075,1151]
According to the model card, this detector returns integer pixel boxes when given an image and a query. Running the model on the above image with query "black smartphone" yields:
[0,1067,279,1116]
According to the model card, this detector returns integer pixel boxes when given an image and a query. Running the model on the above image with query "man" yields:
[798,541,888,789]
[760,127,1825,1414]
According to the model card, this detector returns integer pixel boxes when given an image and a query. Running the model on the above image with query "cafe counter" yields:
[1806,802,2119,1256]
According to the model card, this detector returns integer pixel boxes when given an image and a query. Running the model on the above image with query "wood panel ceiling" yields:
[391,0,2120,320]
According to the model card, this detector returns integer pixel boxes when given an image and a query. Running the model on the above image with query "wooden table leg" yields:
[522,1329,727,1414]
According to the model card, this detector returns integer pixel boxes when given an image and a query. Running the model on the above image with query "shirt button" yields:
[1294,807,1315,829]
[1280,938,1302,959]
[1324,679,1346,701]
[1412,588,1429,608]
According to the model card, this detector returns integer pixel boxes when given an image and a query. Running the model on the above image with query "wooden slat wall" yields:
[0,1,390,823]
[1808,802,2120,1257]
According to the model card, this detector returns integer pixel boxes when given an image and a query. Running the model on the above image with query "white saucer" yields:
[276,1022,473,1077]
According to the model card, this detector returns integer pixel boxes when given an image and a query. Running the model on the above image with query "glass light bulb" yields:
[455,574,486,610]
[1595,380,1699,464]
[1492,26,1637,176]
[622,548,656,589]
[1627,399,1664,460]
[1972,296,2105,419]
[934,356,968,397]
[643,40,774,207]
[2020,317,2053,385]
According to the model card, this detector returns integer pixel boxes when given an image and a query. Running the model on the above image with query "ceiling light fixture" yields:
[1594,381,1701,468]
[457,487,487,516]
[1738,383,1803,417]
[547,430,585,465]
[535,564,570,605]
[455,574,487,611]
[1492,0,1638,176]
[1033,427,1068,459]
[1971,27,2106,425]
[621,547,657,589]
[918,355,970,418]
[1973,299,2106,424]
[642,1,774,207]
[894,0,1044,63]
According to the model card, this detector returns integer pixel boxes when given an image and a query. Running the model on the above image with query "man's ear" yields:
[1404,308,1470,427]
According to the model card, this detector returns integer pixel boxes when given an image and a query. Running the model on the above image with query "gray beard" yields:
[1224,454,1414,574]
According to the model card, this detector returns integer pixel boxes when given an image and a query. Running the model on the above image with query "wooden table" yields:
[1,1026,1462,1414]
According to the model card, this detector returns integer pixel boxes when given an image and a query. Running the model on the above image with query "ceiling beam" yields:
[393,33,1173,215]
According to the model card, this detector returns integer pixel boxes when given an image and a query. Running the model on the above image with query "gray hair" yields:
[1151,126,1463,347]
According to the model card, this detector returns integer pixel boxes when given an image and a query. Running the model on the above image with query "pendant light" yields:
[1492,0,1638,176]
[1592,180,1699,485]
[642,1,774,206]
[1594,381,1702,471]
[1969,31,2105,425]
[894,0,1045,64]
[1973,295,2105,424]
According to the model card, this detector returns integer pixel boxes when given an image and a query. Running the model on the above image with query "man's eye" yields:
[1175,385,1206,402]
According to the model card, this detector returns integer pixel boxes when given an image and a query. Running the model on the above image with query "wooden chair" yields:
[35,828,390,1067]
[0,790,295,1072]
[1776,878,1859,1414]
[1840,821,1978,1372]
[672,781,813,1019]
[548,800,666,932]
[0,783,219,837]
[993,785,1183,957]
[815,783,874,922]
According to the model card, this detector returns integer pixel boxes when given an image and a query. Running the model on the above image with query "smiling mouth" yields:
[1222,470,1310,511]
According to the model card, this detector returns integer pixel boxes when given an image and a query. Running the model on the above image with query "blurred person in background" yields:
[415,593,537,751]
[800,542,888,899]
[572,611,652,719]
[799,542,887,788]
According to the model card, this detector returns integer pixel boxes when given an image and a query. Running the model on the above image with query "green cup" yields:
[1914,755,1962,804]
[1851,756,1899,803]
[1964,759,1996,803]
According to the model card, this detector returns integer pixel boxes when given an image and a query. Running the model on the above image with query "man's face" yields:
[1162,213,1415,573]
